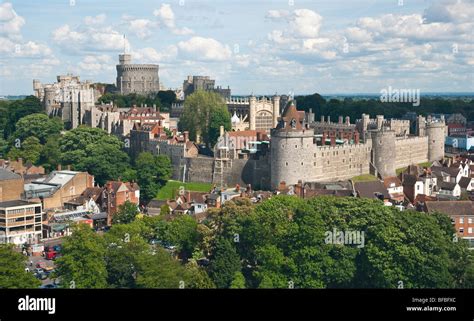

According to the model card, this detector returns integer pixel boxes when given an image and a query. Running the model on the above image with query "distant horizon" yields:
[2,91,474,100]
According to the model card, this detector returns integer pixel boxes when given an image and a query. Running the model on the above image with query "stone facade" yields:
[116,54,160,95]
[33,74,96,129]
[269,103,447,189]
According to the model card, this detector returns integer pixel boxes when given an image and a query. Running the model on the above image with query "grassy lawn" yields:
[156,180,213,200]
[396,162,433,175]
[351,174,378,182]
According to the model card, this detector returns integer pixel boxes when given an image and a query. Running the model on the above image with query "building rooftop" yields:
[425,200,473,216]
[0,168,22,181]
[0,200,41,208]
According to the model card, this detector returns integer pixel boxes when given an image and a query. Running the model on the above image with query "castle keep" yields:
[116,54,160,95]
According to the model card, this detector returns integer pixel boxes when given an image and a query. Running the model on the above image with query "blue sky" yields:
[0,0,473,95]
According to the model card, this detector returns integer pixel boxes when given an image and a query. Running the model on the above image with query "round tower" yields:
[43,87,56,115]
[370,129,396,178]
[426,119,446,162]
[270,101,314,189]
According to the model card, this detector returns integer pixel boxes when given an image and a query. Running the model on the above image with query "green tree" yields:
[0,245,41,288]
[163,215,200,260]
[208,237,241,288]
[104,223,150,288]
[40,134,61,172]
[135,152,172,202]
[230,271,246,289]
[179,90,229,146]
[112,201,140,225]
[12,113,63,144]
[208,107,231,147]
[54,224,108,288]
[7,136,42,164]
[3,96,43,137]
[59,127,130,185]
[135,247,188,288]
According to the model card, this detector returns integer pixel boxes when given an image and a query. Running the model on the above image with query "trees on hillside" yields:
[179,91,231,147]
[59,126,130,185]
[135,152,172,203]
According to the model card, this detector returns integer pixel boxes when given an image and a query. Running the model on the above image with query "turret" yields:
[426,117,446,161]
[370,129,396,178]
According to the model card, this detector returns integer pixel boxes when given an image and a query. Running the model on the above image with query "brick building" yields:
[0,169,24,202]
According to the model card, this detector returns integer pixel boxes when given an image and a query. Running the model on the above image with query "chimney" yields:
[327,116,331,123]
[235,184,240,192]
[246,184,252,194]
[278,181,287,191]
[67,165,71,171]
[57,164,62,171]
[338,116,343,124]
[345,116,350,125]
[321,132,327,146]
[330,135,336,146]
[354,131,360,144]
[18,158,23,167]
[295,180,303,197]
[183,131,189,142]
[321,116,325,123]
[172,128,177,137]
[219,125,224,137]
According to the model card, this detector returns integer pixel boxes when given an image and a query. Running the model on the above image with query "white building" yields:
[0,200,43,245]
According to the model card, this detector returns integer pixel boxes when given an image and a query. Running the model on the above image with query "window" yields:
[469,227,473,234]
[469,218,473,224]
[295,145,298,149]
[301,162,304,166]
[460,227,464,233]
[285,162,288,166]
[460,217,464,224]
[314,162,316,166]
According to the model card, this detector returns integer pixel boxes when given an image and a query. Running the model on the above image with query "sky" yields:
[0,0,473,95]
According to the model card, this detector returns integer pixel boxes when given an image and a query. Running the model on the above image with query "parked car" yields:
[37,273,48,280]
[45,251,57,260]
[53,245,61,252]
[36,262,47,269]
[40,283,58,289]
[34,268,44,275]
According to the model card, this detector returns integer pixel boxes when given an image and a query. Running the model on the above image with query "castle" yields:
[116,54,160,95]
[270,102,446,189]
[33,74,96,129]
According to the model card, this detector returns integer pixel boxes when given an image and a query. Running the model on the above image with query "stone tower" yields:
[416,115,426,136]
[426,116,446,161]
[270,101,314,189]
[370,129,396,178]
[271,95,280,128]
[116,54,160,95]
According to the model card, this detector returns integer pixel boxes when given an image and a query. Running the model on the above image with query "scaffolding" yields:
[213,147,232,189]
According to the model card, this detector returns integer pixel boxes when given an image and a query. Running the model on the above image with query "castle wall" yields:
[394,136,429,170]
[116,64,160,95]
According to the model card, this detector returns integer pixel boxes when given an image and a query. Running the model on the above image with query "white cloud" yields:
[0,2,25,39]
[177,36,231,61]
[131,46,178,63]
[153,3,194,35]
[127,19,156,39]
[52,24,130,53]
[84,14,106,26]
[266,10,290,20]
[77,54,114,74]
[424,0,474,23]
[0,37,52,57]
